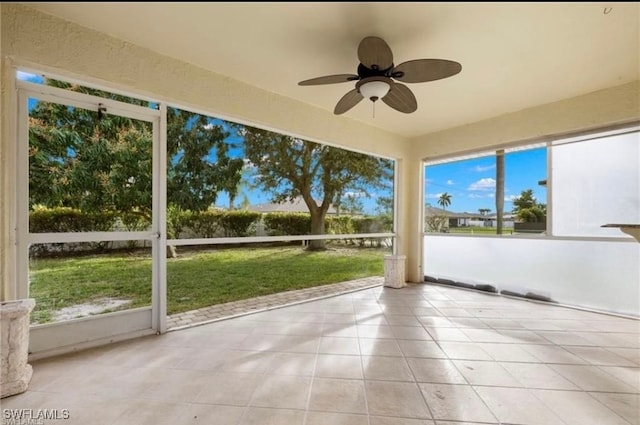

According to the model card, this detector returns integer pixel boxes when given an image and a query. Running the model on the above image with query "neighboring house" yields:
[249,197,338,215]
[424,206,515,229]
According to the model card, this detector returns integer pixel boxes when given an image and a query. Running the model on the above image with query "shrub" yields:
[219,211,262,237]
[264,212,311,235]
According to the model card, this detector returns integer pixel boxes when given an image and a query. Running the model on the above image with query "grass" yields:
[29,244,387,323]
[447,227,513,235]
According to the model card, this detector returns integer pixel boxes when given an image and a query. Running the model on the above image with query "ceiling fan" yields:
[298,36,462,115]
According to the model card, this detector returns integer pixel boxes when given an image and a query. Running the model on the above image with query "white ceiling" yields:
[25,2,640,138]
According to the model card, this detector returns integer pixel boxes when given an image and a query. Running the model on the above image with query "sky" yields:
[20,71,547,216]
[425,147,547,215]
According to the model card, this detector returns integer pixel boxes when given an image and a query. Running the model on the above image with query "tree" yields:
[29,79,244,224]
[437,192,452,211]
[513,189,546,222]
[239,127,393,250]
[478,208,491,216]
[341,194,364,215]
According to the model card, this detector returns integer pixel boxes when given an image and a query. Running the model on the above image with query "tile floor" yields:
[3,283,639,425]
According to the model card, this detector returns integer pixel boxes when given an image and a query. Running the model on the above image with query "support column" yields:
[395,157,424,283]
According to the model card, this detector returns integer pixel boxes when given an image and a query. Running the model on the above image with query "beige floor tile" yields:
[319,336,361,355]
[315,354,363,379]
[474,386,564,425]
[309,378,367,414]
[108,400,187,425]
[357,325,396,339]
[438,342,492,361]
[218,350,277,373]
[520,344,588,364]
[407,358,467,384]
[477,343,539,362]
[606,347,640,366]
[497,329,551,344]
[453,360,522,387]
[362,356,415,382]
[564,346,637,366]
[418,383,496,423]
[323,313,357,324]
[359,338,403,356]
[500,362,580,390]
[239,407,305,425]
[174,348,229,371]
[384,314,423,326]
[460,329,513,343]
[536,331,598,346]
[173,404,245,425]
[322,324,359,338]
[532,389,631,425]
[398,340,447,359]
[391,326,433,340]
[599,365,640,391]
[249,375,311,409]
[195,372,263,406]
[306,412,369,425]
[590,392,640,425]
[371,416,435,425]
[424,328,471,342]
[265,352,316,376]
[417,317,455,328]
[139,369,212,402]
[366,381,431,419]
[549,364,638,392]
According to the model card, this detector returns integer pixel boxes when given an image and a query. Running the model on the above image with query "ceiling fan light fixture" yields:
[358,79,390,102]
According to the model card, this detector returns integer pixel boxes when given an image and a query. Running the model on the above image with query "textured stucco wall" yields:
[410,80,640,160]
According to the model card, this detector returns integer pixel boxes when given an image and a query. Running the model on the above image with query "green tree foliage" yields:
[166,109,244,212]
[28,79,244,226]
[240,127,393,250]
[513,189,546,222]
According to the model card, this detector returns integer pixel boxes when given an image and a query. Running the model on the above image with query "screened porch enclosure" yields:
[1,4,639,359]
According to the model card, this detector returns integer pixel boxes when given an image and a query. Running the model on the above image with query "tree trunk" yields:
[308,211,327,251]
[496,150,505,235]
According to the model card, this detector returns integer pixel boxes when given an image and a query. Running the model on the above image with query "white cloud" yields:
[473,164,496,172]
[343,191,366,198]
[446,179,455,185]
[425,193,443,199]
[504,195,518,202]
[468,178,496,191]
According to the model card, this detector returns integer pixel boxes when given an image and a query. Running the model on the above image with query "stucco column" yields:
[1,52,19,302]
[395,157,424,283]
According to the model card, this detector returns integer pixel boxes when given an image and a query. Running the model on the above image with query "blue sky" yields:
[425,147,547,214]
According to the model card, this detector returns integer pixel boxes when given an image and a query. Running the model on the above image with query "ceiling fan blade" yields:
[358,36,394,70]
[392,59,462,83]
[334,89,364,115]
[298,74,359,86]
[382,82,417,113]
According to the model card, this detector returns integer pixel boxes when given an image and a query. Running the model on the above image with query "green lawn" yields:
[29,244,387,323]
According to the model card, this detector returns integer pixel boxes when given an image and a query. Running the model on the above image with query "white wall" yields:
[424,235,640,317]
